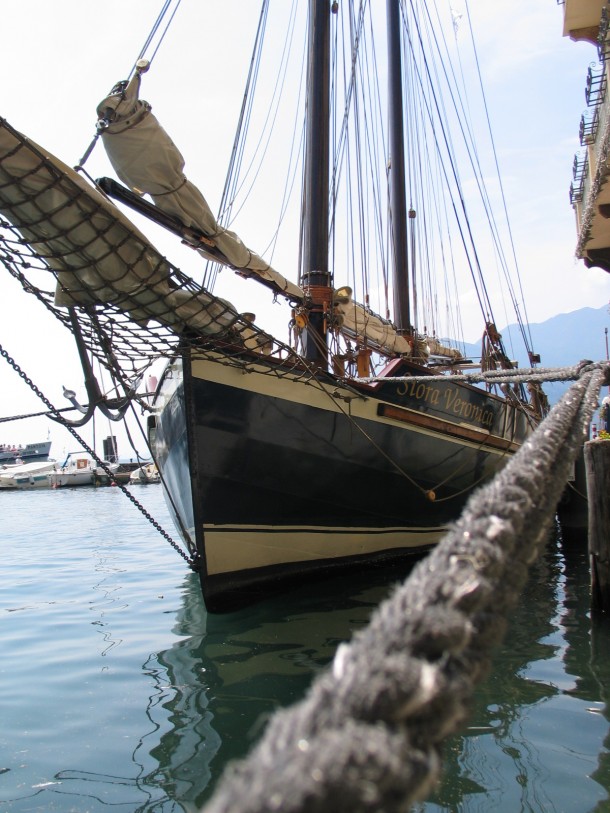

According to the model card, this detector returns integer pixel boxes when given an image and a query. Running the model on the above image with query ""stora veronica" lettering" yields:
[397,379,494,427]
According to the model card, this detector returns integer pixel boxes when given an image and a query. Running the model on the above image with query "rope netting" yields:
[199,362,609,813]
[0,117,310,384]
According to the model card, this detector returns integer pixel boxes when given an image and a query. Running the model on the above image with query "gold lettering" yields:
[444,387,457,411]
[395,381,494,428]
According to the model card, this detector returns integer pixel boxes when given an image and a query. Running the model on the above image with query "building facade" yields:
[562,0,610,272]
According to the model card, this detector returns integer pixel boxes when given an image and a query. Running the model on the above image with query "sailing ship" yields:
[0,2,546,610]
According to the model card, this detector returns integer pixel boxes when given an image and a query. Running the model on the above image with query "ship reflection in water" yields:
[139,567,398,809]
[55,527,610,812]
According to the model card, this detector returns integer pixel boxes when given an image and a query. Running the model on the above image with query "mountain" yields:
[460,305,609,406]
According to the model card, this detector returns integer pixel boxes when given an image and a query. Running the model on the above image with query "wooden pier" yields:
[586,438,610,615]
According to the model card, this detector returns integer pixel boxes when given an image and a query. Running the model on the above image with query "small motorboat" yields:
[48,453,96,488]
[0,460,57,489]
[129,463,160,485]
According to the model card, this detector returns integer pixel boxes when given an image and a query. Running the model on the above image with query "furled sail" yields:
[426,338,463,360]
[332,288,463,360]
[96,67,303,302]
[95,68,455,364]
[333,287,413,356]
[0,118,241,336]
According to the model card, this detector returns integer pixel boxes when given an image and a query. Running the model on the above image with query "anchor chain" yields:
[0,343,198,569]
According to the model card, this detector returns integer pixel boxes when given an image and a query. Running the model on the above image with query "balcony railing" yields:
[570,151,588,204]
[586,63,607,106]
[580,107,601,144]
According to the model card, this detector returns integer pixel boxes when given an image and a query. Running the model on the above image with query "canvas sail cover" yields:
[96,72,303,302]
[0,117,240,335]
[333,288,413,357]
[333,289,462,360]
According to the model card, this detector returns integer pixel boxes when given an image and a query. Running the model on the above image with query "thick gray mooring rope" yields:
[201,361,609,813]
[359,361,592,386]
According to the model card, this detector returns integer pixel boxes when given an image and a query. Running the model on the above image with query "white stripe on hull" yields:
[203,524,444,575]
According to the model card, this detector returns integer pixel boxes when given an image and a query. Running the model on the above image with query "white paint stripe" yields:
[202,523,443,574]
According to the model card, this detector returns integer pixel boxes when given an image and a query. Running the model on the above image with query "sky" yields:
[0,0,608,457]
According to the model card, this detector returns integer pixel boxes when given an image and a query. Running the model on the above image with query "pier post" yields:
[557,443,588,541]
[585,439,610,615]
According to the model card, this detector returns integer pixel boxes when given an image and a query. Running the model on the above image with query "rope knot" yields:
[576,359,596,376]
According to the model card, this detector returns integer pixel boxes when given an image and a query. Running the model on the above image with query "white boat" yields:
[48,453,97,489]
[0,460,57,489]
[0,453,102,489]
[129,463,160,484]
[0,441,52,465]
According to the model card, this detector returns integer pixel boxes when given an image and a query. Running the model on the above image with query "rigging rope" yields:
[75,0,182,172]
[401,4,490,336]
[462,0,535,359]
[200,361,610,813]
[357,361,595,386]
[129,0,183,79]
[0,406,77,424]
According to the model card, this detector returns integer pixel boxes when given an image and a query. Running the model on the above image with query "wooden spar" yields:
[301,0,332,367]
[387,0,411,334]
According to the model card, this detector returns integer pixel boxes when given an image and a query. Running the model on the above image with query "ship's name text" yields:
[396,380,494,427]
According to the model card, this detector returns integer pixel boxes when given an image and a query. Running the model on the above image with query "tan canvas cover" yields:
[0,119,238,335]
[333,288,412,356]
[97,73,303,302]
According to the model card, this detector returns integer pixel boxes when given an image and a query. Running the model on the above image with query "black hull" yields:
[154,351,533,611]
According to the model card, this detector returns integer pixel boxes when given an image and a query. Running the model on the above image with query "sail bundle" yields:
[333,287,413,356]
[0,117,244,337]
[96,73,437,362]
[96,71,304,302]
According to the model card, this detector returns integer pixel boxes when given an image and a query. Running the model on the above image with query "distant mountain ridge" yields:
[459,305,609,406]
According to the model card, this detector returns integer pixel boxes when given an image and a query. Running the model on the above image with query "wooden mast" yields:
[387,0,411,334]
[301,0,332,367]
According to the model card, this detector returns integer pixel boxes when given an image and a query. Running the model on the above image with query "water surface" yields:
[1,486,609,811]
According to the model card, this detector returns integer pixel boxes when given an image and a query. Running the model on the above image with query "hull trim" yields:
[203,523,444,575]
[378,402,521,452]
[202,542,434,612]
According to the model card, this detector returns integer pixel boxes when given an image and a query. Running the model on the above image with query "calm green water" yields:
[1,486,609,812]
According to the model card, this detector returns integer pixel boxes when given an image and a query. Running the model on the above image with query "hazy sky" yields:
[0,0,608,455]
